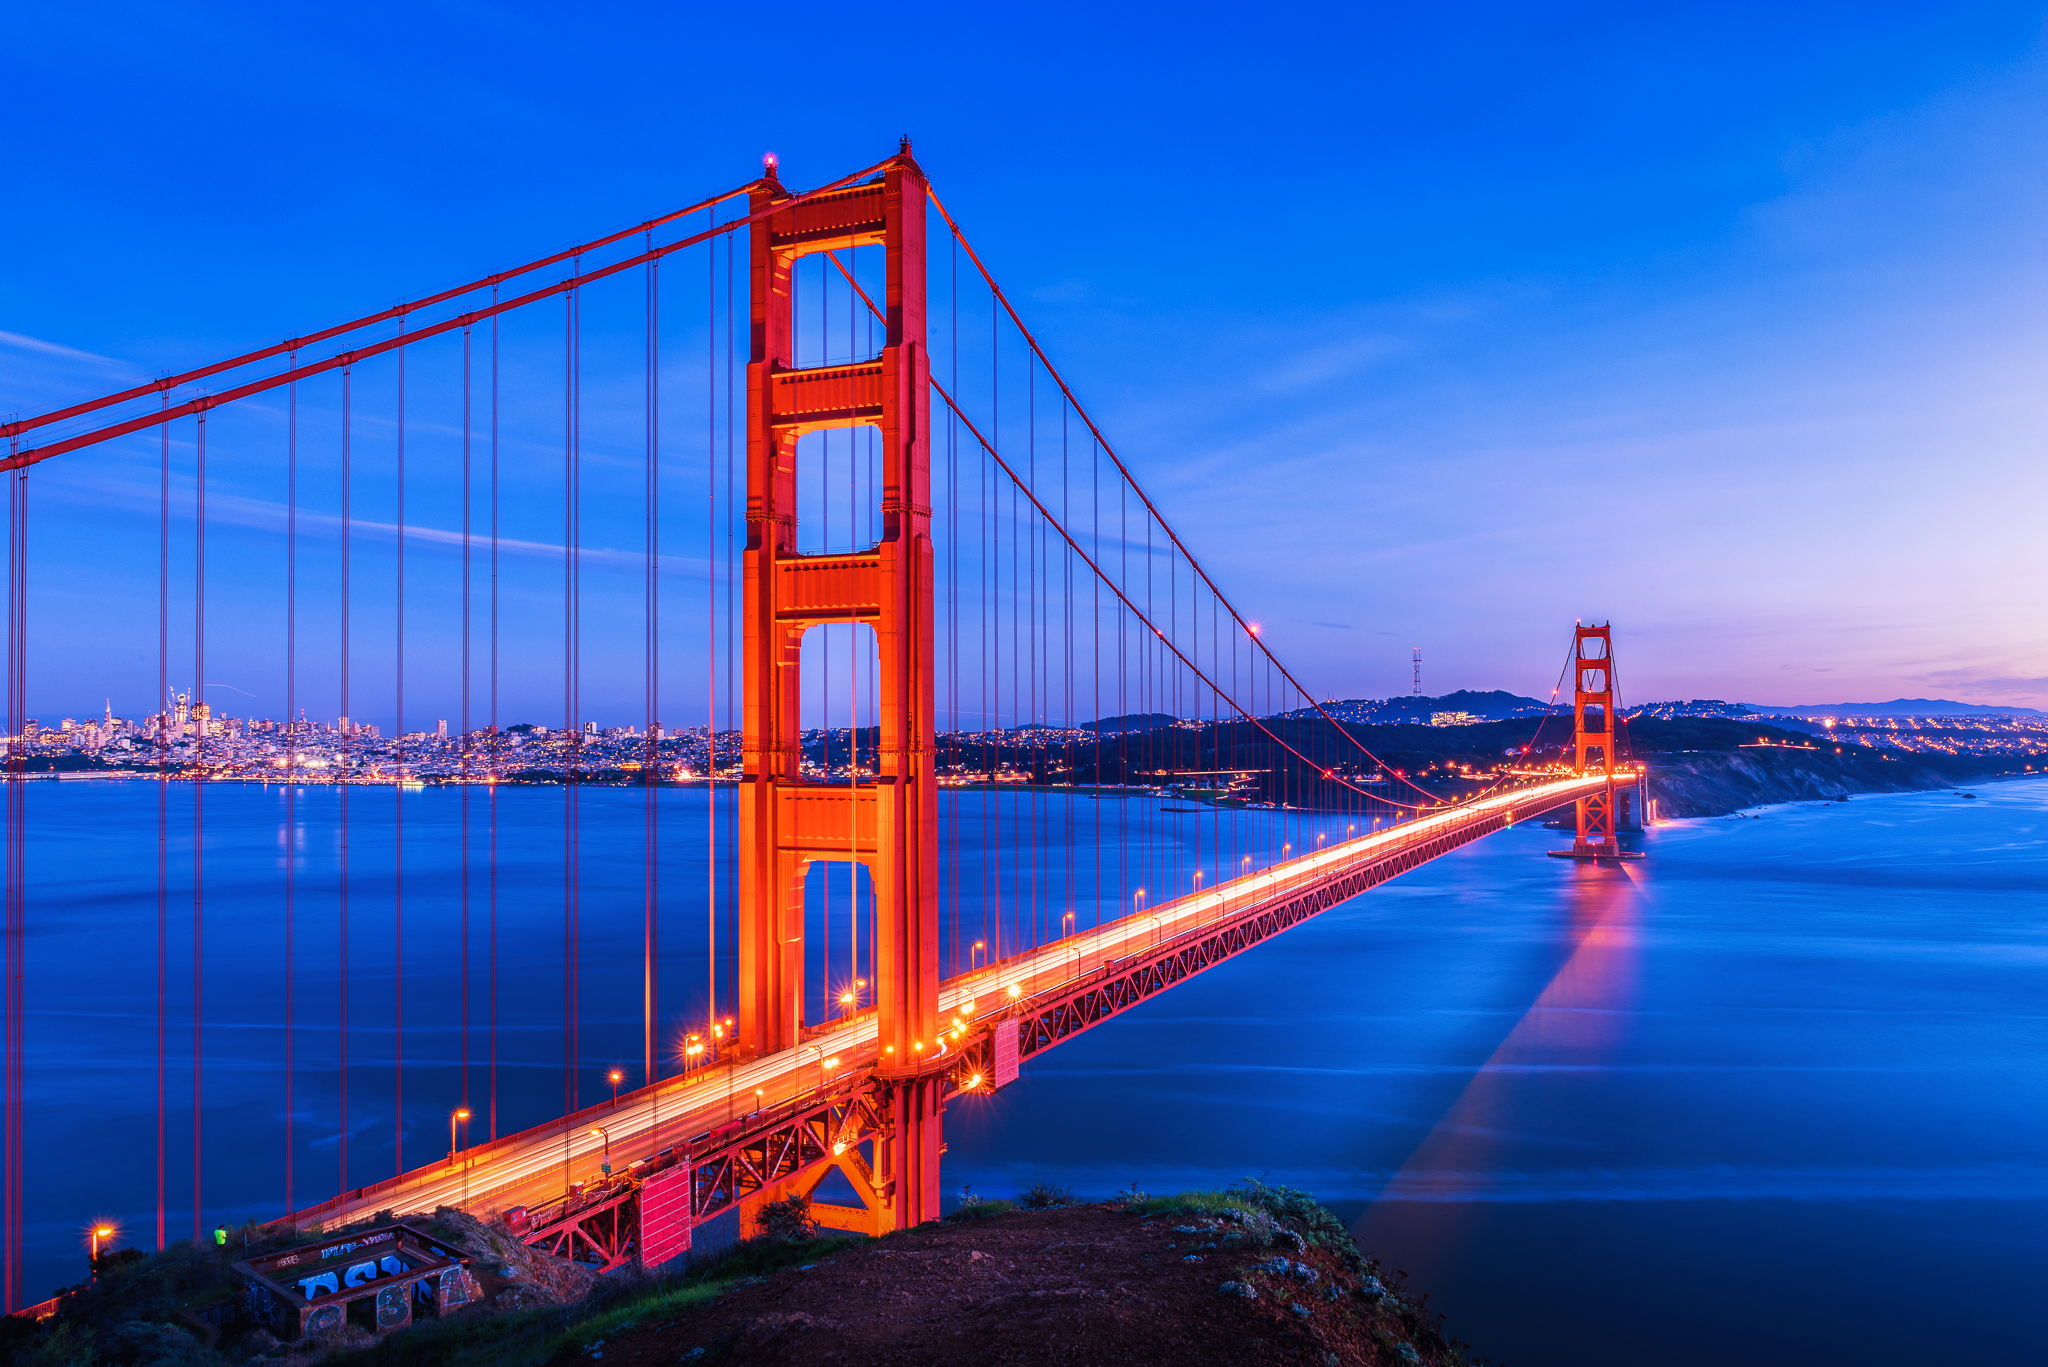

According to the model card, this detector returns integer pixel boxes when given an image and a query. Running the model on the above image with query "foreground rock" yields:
[427,1205,601,1311]
[557,1201,1470,1367]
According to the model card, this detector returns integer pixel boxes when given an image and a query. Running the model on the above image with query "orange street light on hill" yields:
[90,1223,116,1276]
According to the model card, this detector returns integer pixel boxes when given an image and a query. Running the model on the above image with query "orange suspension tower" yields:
[737,144,942,1230]
[1551,623,1644,861]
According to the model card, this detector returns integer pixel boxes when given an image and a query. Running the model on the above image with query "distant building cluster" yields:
[1629,700,2048,759]
[1813,714,2048,759]
[0,692,748,784]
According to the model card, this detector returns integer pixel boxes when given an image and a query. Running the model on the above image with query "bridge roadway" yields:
[283,772,1621,1237]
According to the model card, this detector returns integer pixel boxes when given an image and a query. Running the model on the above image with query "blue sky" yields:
[3,1,2044,718]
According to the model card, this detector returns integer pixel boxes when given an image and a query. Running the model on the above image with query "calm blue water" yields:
[13,778,2046,1364]
[945,779,2048,1366]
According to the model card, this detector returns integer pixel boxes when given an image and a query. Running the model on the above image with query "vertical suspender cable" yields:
[573,277,584,1111]
[192,410,205,1241]
[563,274,583,1129]
[488,298,500,1140]
[155,397,168,1251]
[3,445,23,1307]
[285,355,298,1217]
[643,230,658,1088]
[704,214,717,1040]
[461,325,473,1123]
[563,286,574,1136]
[722,228,735,1036]
[394,320,407,1176]
[339,367,352,1195]
[565,282,573,1139]
[947,233,960,979]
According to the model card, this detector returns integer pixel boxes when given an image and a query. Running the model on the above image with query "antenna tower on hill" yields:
[1412,648,1422,696]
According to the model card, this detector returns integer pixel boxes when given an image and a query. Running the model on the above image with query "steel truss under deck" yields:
[1014,788,1587,1058]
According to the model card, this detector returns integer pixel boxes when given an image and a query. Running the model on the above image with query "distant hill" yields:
[1283,690,1552,724]
[1634,697,2044,720]
[1078,712,1179,735]
[1756,698,2045,718]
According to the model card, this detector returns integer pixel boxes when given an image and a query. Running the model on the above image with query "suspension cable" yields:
[5,158,897,471]
[923,187,1461,807]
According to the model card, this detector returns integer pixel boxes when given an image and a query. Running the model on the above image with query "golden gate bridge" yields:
[0,142,1639,1320]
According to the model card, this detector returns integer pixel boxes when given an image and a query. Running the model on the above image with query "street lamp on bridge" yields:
[608,1069,623,1106]
[589,1125,612,1177]
[448,1108,470,1162]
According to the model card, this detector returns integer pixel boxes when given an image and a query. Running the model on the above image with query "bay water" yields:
[13,777,2045,1363]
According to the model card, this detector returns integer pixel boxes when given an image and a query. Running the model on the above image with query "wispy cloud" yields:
[32,471,715,579]
[0,329,132,370]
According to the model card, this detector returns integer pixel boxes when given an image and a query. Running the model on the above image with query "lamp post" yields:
[608,1069,623,1106]
[90,1225,114,1278]
[971,939,986,971]
[448,1108,470,1162]
[588,1125,611,1178]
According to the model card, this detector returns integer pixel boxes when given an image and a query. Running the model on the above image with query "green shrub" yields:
[1016,1181,1077,1210]
[1227,1178,1364,1268]
[948,1188,1016,1221]
[753,1192,816,1243]
[1123,1189,1263,1221]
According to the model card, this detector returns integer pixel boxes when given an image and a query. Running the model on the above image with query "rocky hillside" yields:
[550,1182,1474,1367]
[1647,747,2036,817]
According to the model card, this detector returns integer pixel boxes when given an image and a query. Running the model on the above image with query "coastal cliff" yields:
[1646,747,2035,818]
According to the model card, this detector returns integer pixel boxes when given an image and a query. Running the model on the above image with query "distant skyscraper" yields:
[436,719,448,739]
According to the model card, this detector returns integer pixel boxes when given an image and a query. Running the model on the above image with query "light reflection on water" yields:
[945,779,2048,1366]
